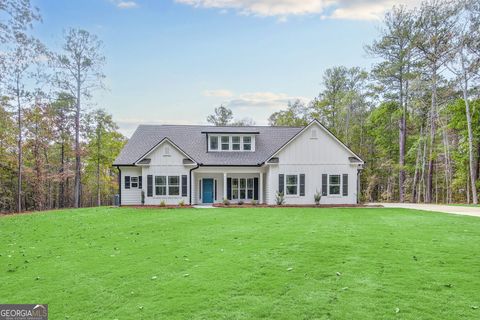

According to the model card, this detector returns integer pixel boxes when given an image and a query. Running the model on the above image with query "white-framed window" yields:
[210,136,218,150]
[243,136,252,150]
[154,175,180,196]
[131,176,139,188]
[231,178,255,200]
[208,135,255,152]
[232,178,239,200]
[285,175,298,195]
[232,136,241,150]
[155,176,166,196]
[239,178,246,199]
[221,136,230,150]
[247,178,254,199]
[168,176,180,195]
[329,175,341,195]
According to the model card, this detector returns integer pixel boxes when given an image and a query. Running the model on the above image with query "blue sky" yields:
[33,0,418,136]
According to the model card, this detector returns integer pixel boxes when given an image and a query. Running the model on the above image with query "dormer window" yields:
[243,136,251,150]
[221,136,229,150]
[208,135,255,152]
[232,136,241,150]
[210,136,219,150]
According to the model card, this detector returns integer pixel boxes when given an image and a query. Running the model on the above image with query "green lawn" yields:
[1,207,479,319]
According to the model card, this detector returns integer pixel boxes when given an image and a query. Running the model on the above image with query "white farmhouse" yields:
[113,120,364,205]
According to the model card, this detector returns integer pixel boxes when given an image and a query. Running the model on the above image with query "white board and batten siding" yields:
[143,140,190,205]
[120,167,142,205]
[121,140,191,206]
[266,123,360,205]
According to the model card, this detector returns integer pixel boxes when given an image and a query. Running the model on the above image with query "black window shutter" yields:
[182,175,187,197]
[299,174,305,196]
[125,176,130,189]
[227,178,232,200]
[147,175,153,197]
[322,174,328,196]
[138,176,142,189]
[342,174,348,196]
[253,178,259,200]
[214,180,217,201]
[278,174,284,194]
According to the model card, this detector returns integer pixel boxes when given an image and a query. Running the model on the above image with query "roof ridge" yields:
[137,124,305,129]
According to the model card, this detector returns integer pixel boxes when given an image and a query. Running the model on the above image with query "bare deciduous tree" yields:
[50,29,105,208]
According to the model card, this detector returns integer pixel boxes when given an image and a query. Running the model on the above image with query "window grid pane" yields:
[232,178,239,199]
[210,136,218,150]
[155,176,167,196]
[329,175,341,195]
[221,136,230,150]
[286,175,298,195]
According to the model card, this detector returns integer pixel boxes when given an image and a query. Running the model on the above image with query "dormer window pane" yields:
[243,136,251,151]
[210,136,218,150]
[232,136,241,150]
[221,136,230,150]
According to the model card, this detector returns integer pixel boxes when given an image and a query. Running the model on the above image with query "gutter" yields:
[189,164,200,205]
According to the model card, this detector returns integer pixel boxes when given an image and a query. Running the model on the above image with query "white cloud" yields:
[110,0,139,9]
[175,0,419,21]
[226,91,309,111]
[203,89,234,98]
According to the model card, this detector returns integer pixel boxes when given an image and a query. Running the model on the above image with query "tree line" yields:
[0,1,126,213]
[2,0,479,213]
[266,0,480,204]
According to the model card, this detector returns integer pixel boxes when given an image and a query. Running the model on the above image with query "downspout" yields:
[117,166,122,206]
[357,164,364,204]
[189,164,200,205]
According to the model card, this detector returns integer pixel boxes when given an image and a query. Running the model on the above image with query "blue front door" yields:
[202,179,214,203]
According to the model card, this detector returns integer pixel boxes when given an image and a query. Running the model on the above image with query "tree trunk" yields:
[411,128,423,203]
[16,80,22,213]
[74,77,81,208]
[96,128,101,207]
[467,171,470,204]
[441,125,452,203]
[426,67,437,203]
[461,65,478,204]
[419,131,428,203]
[59,140,65,208]
[399,74,406,202]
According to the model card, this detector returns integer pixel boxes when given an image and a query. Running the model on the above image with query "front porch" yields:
[192,167,265,205]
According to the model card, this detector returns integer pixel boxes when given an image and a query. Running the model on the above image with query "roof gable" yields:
[267,120,364,163]
[135,138,196,165]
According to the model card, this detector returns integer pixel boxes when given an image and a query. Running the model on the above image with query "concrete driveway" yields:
[369,203,480,218]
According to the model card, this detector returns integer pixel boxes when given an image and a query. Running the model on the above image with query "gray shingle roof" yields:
[113,125,303,166]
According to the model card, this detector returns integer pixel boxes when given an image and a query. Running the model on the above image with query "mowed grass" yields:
[1,207,480,319]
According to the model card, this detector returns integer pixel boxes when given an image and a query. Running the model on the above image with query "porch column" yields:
[223,172,227,201]
[259,172,263,204]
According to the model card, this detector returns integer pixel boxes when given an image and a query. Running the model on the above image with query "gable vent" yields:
[311,129,318,139]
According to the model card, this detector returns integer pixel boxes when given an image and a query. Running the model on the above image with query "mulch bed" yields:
[122,205,193,209]
[212,203,375,208]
